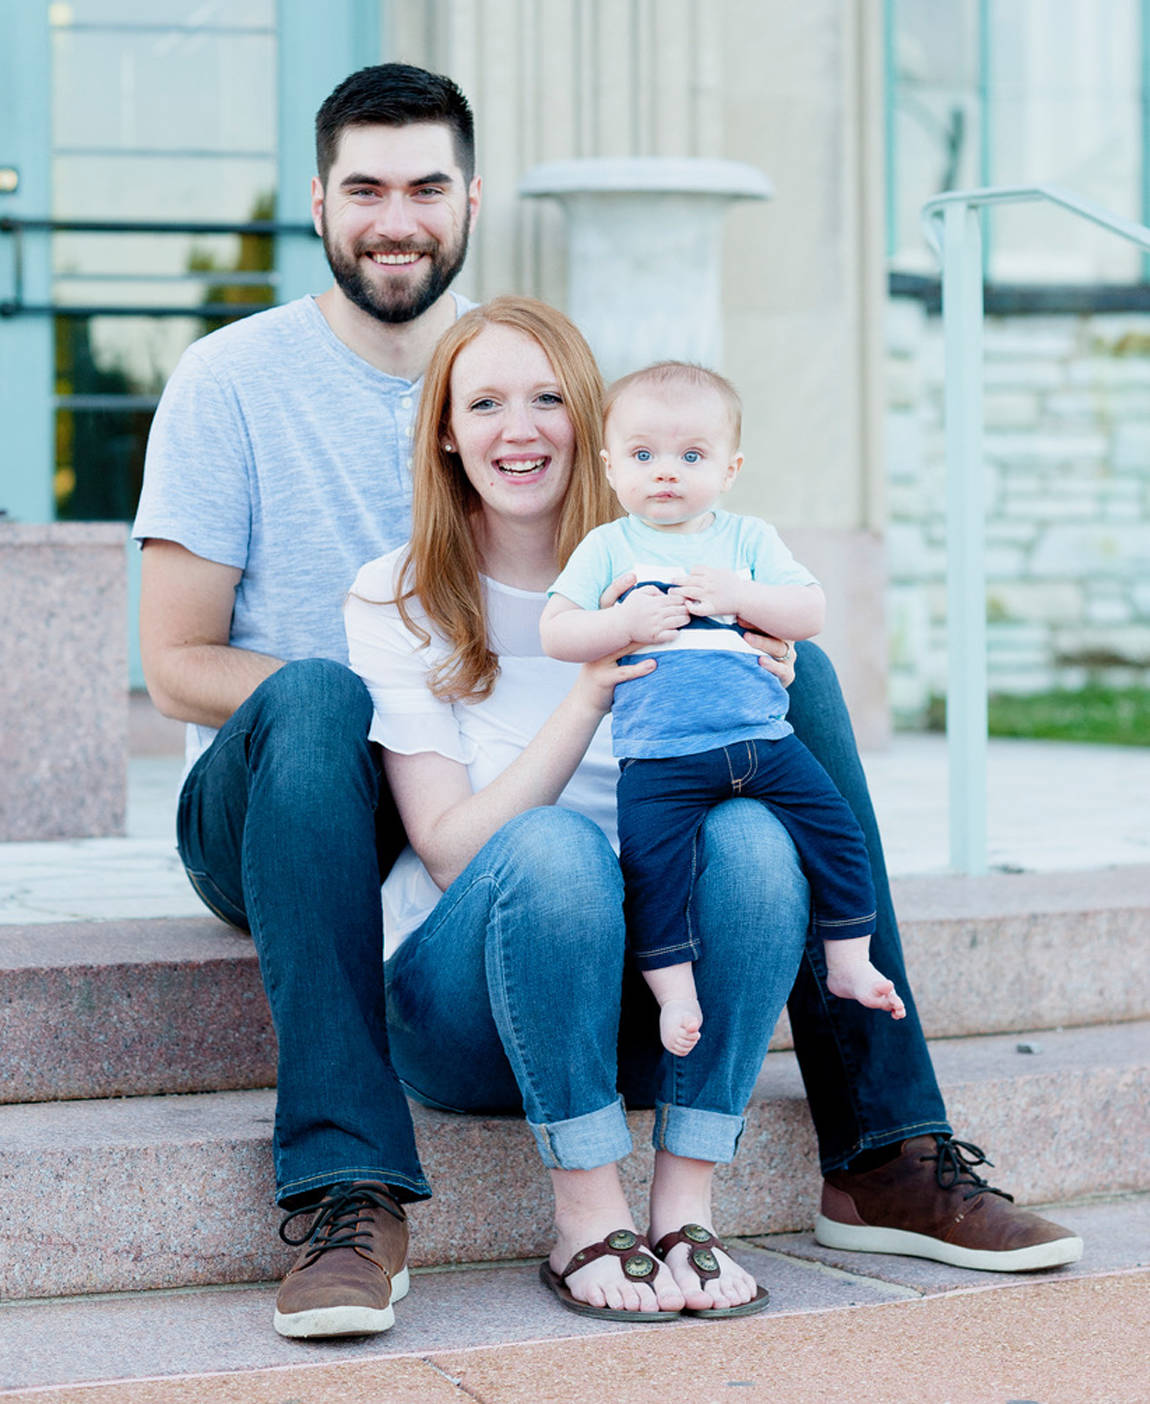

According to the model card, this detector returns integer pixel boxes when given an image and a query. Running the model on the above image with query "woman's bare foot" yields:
[659,998,703,1056]
[824,938,906,1019]
[549,1166,685,1315]
[648,1152,760,1312]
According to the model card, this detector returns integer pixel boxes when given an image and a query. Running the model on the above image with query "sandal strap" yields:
[559,1229,659,1285]
[652,1223,726,1284]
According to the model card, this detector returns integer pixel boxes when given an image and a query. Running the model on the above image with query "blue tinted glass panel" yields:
[53,30,275,153]
[62,2,273,28]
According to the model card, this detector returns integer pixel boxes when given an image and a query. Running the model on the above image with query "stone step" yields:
[0,918,275,1104]
[890,864,1150,1040]
[4,1193,1145,1395]
[1,1020,1146,1301]
[2,867,1147,1105]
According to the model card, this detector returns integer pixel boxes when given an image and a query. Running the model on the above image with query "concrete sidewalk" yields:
[1,731,1148,925]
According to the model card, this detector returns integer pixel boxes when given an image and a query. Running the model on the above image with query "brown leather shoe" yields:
[273,1181,409,1338]
[816,1135,1083,1271]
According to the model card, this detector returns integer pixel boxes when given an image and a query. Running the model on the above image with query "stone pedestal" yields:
[519,157,772,382]
[0,522,128,839]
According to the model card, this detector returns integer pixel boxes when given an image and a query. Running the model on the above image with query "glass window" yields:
[889,0,984,274]
[889,0,1145,283]
[988,0,1142,282]
[47,1,277,521]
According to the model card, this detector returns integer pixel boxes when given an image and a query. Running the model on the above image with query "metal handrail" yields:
[0,214,317,318]
[920,184,1150,874]
[922,183,1150,258]
[0,216,314,236]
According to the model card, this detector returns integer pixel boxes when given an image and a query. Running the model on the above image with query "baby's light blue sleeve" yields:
[744,518,819,587]
[548,527,618,612]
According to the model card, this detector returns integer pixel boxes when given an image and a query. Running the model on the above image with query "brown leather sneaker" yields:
[274,1181,410,1338]
[816,1135,1084,1272]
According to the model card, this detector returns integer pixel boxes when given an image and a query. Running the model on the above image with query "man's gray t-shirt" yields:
[132,292,472,765]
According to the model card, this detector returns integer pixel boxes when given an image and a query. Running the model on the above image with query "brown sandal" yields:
[653,1223,770,1318]
[539,1228,682,1321]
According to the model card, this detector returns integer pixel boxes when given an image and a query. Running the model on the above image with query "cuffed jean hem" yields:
[817,1118,954,1175]
[653,1102,745,1164]
[814,910,877,940]
[635,941,701,971]
[275,1164,433,1209]
[529,1095,633,1170]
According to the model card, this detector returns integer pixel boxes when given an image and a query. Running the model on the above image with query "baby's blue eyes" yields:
[633,448,702,464]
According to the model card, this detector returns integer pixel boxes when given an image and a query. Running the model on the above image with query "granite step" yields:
[2,1020,1146,1301]
[3,1192,1145,1395]
[2,867,1147,1105]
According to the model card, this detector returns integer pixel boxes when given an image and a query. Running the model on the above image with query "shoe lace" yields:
[922,1135,1014,1203]
[278,1183,405,1265]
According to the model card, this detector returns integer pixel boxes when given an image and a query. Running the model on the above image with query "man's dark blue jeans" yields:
[785,641,951,1170]
[176,658,429,1207]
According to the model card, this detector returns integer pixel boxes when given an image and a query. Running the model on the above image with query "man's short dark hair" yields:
[315,63,476,186]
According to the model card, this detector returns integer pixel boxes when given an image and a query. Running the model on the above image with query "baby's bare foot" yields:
[659,998,703,1056]
[825,954,906,1019]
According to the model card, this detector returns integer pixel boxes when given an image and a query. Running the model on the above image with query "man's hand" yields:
[679,566,743,618]
[616,584,690,646]
[740,627,797,686]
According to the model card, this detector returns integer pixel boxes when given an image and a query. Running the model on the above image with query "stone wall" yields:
[886,298,1150,725]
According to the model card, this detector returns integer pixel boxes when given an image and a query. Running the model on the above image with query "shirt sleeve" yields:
[744,519,819,588]
[548,526,616,611]
[343,556,475,765]
[132,345,252,568]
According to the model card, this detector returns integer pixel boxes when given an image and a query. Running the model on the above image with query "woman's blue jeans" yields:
[385,803,809,1167]
[175,645,951,1205]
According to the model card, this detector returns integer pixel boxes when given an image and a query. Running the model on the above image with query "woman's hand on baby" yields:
[678,566,743,618]
[573,649,657,714]
[598,571,637,609]
[617,585,690,646]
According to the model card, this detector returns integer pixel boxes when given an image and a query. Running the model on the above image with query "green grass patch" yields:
[926,685,1150,746]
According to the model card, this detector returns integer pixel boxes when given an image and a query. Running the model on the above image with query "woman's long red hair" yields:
[385,296,618,701]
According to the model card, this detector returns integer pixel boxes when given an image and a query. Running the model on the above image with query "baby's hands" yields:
[679,567,743,618]
[618,584,690,645]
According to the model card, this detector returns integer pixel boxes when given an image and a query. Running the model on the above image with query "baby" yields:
[540,362,905,1055]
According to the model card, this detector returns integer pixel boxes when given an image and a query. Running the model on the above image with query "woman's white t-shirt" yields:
[344,547,618,958]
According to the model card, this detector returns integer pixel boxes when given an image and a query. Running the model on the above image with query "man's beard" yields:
[322,209,470,325]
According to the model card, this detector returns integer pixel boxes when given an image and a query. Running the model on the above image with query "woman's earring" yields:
[442,442,455,453]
